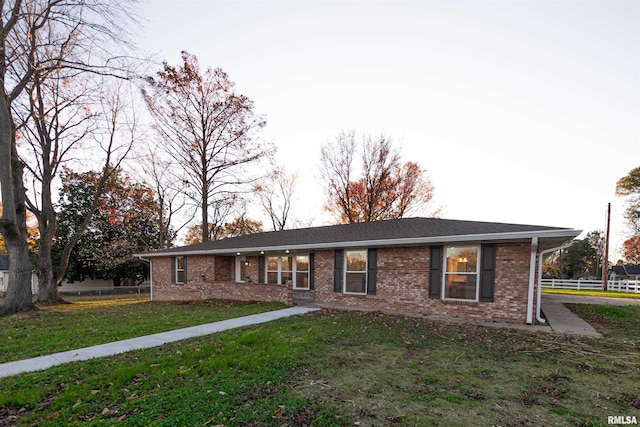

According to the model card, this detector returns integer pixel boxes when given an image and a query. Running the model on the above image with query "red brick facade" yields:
[151,255,292,304]
[150,242,538,324]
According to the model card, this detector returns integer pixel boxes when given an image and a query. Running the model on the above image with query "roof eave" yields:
[137,228,582,258]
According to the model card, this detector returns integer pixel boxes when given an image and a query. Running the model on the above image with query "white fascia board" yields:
[137,228,581,257]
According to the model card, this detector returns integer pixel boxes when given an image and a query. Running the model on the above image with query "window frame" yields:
[343,249,368,295]
[267,256,279,284]
[293,255,310,290]
[175,256,186,284]
[441,245,480,302]
[264,254,310,287]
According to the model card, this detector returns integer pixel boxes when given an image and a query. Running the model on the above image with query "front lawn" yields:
[0,298,286,363]
[1,301,638,426]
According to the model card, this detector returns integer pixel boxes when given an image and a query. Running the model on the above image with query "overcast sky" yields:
[138,0,639,258]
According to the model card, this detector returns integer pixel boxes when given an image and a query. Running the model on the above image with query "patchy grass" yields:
[0,298,286,363]
[1,304,639,426]
[542,288,640,299]
[566,304,640,340]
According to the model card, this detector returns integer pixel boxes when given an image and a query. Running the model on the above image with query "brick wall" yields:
[312,243,535,324]
[151,255,292,304]
[150,242,537,324]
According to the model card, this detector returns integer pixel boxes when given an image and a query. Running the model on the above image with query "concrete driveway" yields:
[543,293,640,306]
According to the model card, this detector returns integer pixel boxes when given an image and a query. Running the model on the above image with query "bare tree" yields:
[255,165,298,231]
[0,0,139,313]
[319,130,357,223]
[19,75,139,303]
[320,131,436,224]
[132,144,189,249]
[142,51,273,243]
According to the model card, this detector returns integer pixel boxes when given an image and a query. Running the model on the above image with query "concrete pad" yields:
[0,306,319,379]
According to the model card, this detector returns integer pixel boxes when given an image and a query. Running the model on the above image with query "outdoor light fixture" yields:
[285,250,290,254]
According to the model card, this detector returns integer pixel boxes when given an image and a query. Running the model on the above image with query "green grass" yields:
[565,304,640,340]
[542,288,640,298]
[0,298,286,363]
[1,300,639,426]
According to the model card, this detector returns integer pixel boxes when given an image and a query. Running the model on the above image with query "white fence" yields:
[541,279,640,293]
[59,285,151,297]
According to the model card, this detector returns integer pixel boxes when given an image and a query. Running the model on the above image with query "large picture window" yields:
[264,255,309,287]
[344,250,367,294]
[443,246,479,300]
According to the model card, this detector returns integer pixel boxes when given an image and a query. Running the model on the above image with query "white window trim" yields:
[267,256,280,284]
[293,255,310,290]
[441,245,480,302]
[265,254,310,287]
[281,256,293,285]
[343,249,368,295]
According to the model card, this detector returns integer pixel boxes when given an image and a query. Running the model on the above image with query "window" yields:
[281,256,293,285]
[295,255,309,289]
[175,256,186,284]
[267,256,279,284]
[265,255,310,287]
[443,246,479,300]
[344,250,367,294]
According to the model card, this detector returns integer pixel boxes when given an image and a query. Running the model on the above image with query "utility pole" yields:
[603,202,611,291]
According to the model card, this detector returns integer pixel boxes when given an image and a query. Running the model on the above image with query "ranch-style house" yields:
[138,217,581,325]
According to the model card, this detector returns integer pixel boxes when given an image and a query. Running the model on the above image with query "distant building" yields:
[0,255,38,297]
[611,264,640,281]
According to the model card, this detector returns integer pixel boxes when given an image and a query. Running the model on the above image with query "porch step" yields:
[293,290,315,305]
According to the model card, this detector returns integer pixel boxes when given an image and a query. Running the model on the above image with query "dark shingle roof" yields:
[0,255,8,271]
[143,217,579,257]
[613,265,640,276]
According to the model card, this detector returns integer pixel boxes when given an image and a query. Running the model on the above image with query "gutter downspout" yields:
[526,237,539,325]
[536,241,574,323]
[138,257,153,301]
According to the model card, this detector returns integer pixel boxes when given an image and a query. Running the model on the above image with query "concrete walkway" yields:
[0,306,318,379]
[541,293,640,337]
[540,294,602,337]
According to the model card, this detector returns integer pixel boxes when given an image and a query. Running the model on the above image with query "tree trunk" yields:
[36,237,64,304]
[201,179,209,243]
[0,97,35,313]
[2,239,35,313]
[34,160,65,304]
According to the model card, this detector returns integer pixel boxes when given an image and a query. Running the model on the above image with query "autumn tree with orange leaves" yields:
[0,203,38,254]
[320,131,437,224]
[622,236,640,264]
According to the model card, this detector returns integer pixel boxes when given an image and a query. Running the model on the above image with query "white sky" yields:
[138,0,640,259]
